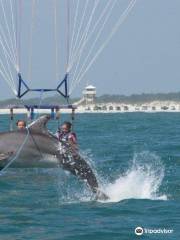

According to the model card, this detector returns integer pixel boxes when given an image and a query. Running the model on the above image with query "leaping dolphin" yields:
[0,115,108,200]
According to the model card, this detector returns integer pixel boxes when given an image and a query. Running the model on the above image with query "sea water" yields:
[0,113,179,240]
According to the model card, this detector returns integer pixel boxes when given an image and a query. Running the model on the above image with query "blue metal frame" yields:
[24,104,76,110]
[17,73,69,100]
[7,104,76,121]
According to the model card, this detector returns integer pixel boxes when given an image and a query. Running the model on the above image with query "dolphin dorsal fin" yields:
[28,115,50,134]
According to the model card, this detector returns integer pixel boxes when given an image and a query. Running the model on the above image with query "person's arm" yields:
[68,133,77,144]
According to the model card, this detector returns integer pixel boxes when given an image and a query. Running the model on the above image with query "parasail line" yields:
[10,0,18,69]
[0,34,17,69]
[69,0,80,67]
[0,23,17,66]
[70,0,89,67]
[68,0,100,72]
[27,0,36,83]
[53,0,59,82]
[70,0,117,93]
[66,0,70,70]
[69,0,137,95]
[69,0,89,68]
[2,41,16,91]
[0,58,16,93]
[69,0,112,72]
[0,0,17,66]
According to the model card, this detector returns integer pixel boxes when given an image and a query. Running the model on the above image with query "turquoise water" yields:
[0,113,179,239]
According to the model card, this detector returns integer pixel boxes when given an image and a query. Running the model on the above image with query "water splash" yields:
[55,147,98,204]
[102,151,167,202]
[54,151,167,203]
[55,169,93,204]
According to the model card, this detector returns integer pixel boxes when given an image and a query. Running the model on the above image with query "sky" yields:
[0,0,180,100]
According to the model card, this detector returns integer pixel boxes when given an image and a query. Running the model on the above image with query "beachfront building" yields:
[83,85,96,105]
[72,85,180,112]
[73,85,97,107]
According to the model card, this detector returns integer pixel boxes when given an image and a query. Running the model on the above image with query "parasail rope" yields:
[0,22,17,67]
[10,0,18,70]
[69,0,89,69]
[3,46,16,91]
[68,0,80,69]
[0,44,16,91]
[69,0,112,72]
[16,0,22,71]
[71,0,117,92]
[35,90,44,119]
[0,34,17,70]
[28,0,36,83]
[53,0,59,82]
[68,0,100,73]
[66,0,70,70]
[0,64,16,95]
[0,0,19,95]
[0,0,17,66]
[69,0,137,95]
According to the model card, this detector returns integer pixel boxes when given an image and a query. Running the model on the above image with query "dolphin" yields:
[0,115,108,200]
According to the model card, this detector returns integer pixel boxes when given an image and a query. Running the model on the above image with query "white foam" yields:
[55,151,167,203]
[102,152,167,202]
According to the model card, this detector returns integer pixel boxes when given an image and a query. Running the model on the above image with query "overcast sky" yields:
[0,0,180,100]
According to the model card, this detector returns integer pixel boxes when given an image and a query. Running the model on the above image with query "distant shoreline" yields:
[1,101,180,114]
[2,92,180,107]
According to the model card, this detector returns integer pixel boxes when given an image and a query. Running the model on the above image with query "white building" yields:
[82,85,96,105]
[73,85,180,113]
